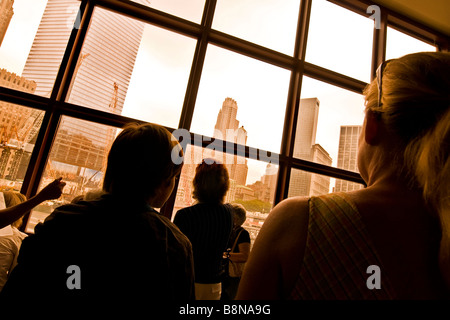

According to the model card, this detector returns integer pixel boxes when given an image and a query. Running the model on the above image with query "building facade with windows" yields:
[335,125,364,192]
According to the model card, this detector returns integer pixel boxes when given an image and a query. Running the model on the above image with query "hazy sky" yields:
[0,0,436,185]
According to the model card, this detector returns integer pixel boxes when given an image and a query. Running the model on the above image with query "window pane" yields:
[294,77,365,170]
[172,144,278,244]
[212,0,300,55]
[306,0,374,82]
[288,168,364,198]
[25,116,118,233]
[386,27,436,60]
[0,103,44,190]
[0,0,80,97]
[130,0,205,23]
[190,44,290,154]
[67,7,196,129]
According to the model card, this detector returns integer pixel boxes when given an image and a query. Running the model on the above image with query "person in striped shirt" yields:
[174,159,233,300]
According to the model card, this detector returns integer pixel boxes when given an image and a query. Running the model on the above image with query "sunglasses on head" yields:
[376,59,394,109]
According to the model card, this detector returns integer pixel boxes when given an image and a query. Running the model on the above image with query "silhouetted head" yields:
[103,123,183,206]
[192,159,229,204]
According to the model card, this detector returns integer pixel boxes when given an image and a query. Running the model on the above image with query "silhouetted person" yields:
[174,159,233,300]
[237,52,450,300]
[221,203,250,300]
[1,123,194,309]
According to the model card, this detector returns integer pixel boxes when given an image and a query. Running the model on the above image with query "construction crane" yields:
[83,82,119,187]
[102,82,119,172]
[66,53,90,97]
[0,124,31,149]
[109,82,119,110]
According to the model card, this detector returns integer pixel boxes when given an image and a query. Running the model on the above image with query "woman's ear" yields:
[364,110,382,145]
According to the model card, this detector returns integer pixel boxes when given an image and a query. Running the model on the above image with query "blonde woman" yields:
[237,52,450,300]
[0,192,27,292]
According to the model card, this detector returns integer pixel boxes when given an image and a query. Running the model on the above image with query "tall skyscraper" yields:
[335,125,364,192]
[19,0,149,186]
[288,98,332,197]
[0,0,13,46]
[173,98,250,214]
[0,68,38,181]
[212,97,248,187]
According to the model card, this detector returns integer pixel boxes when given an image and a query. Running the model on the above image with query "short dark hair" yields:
[192,159,229,203]
[103,123,183,200]
[231,203,246,226]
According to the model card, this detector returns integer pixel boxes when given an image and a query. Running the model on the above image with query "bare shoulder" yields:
[261,196,310,243]
[236,197,310,299]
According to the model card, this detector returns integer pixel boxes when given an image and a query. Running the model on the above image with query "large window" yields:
[0,0,81,97]
[306,0,374,82]
[67,6,197,129]
[0,0,446,235]
[191,44,290,153]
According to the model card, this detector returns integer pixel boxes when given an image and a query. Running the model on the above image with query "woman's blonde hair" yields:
[3,191,27,228]
[363,51,450,288]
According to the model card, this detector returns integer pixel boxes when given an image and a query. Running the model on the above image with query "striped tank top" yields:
[289,192,396,299]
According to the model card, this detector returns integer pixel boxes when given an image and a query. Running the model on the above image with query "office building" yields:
[0,68,38,181]
[288,98,332,197]
[212,97,248,187]
[335,125,364,192]
[20,0,149,192]
[0,0,13,46]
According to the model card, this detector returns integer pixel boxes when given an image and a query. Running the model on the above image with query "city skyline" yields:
[0,1,436,186]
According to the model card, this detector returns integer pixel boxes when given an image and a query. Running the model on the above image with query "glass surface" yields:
[190,44,290,154]
[288,168,364,198]
[25,116,120,233]
[130,0,205,23]
[294,76,365,170]
[0,0,81,97]
[386,26,436,60]
[306,0,374,82]
[66,7,196,129]
[172,144,278,244]
[212,0,300,55]
[0,103,44,191]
